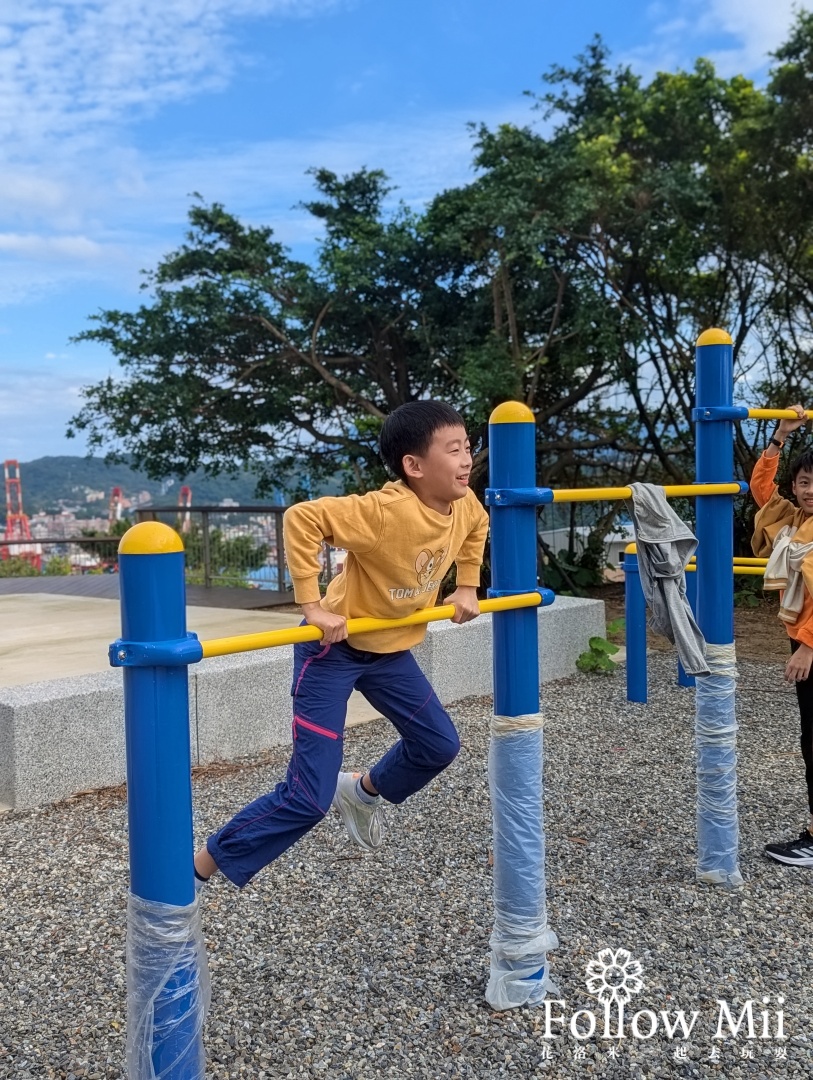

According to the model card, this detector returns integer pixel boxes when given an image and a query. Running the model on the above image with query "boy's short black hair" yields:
[791,446,813,481]
[379,401,466,481]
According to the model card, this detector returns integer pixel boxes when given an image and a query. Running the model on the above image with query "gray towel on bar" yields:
[629,483,710,676]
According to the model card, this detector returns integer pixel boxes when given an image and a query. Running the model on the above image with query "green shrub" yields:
[44,555,72,576]
[576,619,625,674]
[0,556,39,577]
[733,575,763,608]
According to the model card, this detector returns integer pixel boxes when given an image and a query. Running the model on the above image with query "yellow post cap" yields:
[489,401,535,425]
[118,521,184,555]
[696,328,732,346]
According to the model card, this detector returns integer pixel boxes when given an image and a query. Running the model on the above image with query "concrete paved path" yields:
[0,593,383,725]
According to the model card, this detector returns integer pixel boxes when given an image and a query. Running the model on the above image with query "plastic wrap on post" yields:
[486,714,558,1009]
[695,643,743,888]
[126,894,211,1079]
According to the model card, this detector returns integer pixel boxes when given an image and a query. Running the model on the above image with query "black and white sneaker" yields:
[764,830,813,867]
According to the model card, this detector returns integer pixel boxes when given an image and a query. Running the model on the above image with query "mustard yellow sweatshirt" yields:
[282,481,490,652]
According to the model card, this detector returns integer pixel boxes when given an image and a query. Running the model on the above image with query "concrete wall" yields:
[0,596,604,811]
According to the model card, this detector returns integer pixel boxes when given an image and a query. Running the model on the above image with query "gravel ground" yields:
[1,652,812,1079]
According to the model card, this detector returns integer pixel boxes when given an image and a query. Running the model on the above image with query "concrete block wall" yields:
[0,672,125,812]
[0,597,604,811]
[0,672,197,813]
[193,646,294,763]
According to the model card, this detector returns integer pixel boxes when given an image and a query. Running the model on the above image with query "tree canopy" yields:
[69,15,813,504]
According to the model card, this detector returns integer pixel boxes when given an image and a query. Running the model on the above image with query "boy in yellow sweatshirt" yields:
[194,401,490,888]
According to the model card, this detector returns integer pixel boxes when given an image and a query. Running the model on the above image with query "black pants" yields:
[791,640,813,814]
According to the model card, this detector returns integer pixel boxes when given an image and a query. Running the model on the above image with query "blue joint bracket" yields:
[692,406,749,422]
[488,587,556,607]
[109,632,203,668]
[485,487,554,507]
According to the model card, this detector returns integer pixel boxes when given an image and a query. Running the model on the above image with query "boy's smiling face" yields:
[402,424,472,514]
[792,467,813,516]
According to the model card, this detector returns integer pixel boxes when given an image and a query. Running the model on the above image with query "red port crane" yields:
[178,485,192,534]
[2,460,41,570]
[108,486,123,527]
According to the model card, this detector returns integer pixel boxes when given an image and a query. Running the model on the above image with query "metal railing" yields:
[0,505,346,594]
[136,505,291,592]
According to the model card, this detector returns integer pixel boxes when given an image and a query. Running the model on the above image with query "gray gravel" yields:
[1,652,812,1078]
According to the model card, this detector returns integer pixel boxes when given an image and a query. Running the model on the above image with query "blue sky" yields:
[0,0,807,462]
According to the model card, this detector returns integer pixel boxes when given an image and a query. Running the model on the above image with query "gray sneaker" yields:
[332,772,385,851]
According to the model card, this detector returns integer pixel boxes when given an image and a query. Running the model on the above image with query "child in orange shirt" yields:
[750,403,813,866]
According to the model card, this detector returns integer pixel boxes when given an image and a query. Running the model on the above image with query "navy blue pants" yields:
[207,638,460,887]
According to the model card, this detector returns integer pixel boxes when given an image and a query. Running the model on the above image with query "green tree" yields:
[69,170,465,495]
[526,30,813,481]
[67,16,813,524]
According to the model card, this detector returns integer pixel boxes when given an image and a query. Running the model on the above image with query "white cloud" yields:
[0,0,356,303]
[0,98,538,306]
[0,233,106,259]
[0,170,66,211]
[140,110,501,229]
[0,0,544,311]
[624,0,804,78]
[0,365,90,456]
[699,0,802,72]
[0,0,341,155]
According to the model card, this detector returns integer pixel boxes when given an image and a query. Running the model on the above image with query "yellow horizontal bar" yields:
[686,556,767,565]
[551,483,742,503]
[624,543,767,565]
[200,592,543,659]
[685,565,764,575]
[747,409,813,421]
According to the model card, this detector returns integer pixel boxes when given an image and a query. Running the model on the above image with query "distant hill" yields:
[6,456,290,517]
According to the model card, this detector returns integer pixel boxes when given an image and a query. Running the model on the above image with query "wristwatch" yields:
[769,436,784,449]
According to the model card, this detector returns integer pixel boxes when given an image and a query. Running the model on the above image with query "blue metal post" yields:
[485,402,556,1009]
[696,333,734,646]
[677,569,698,688]
[117,521,206,1077]
[623,550,647,703]
[490,405,541,715]
[694,329,741,886]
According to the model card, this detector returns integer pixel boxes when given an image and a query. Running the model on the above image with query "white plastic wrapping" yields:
[126,893,211,1079]
[487,716,559,1009]
[695,643,743,888]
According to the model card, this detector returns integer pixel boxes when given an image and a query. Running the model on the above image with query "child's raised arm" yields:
[765,403,807,460]
[751,403,807,510]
